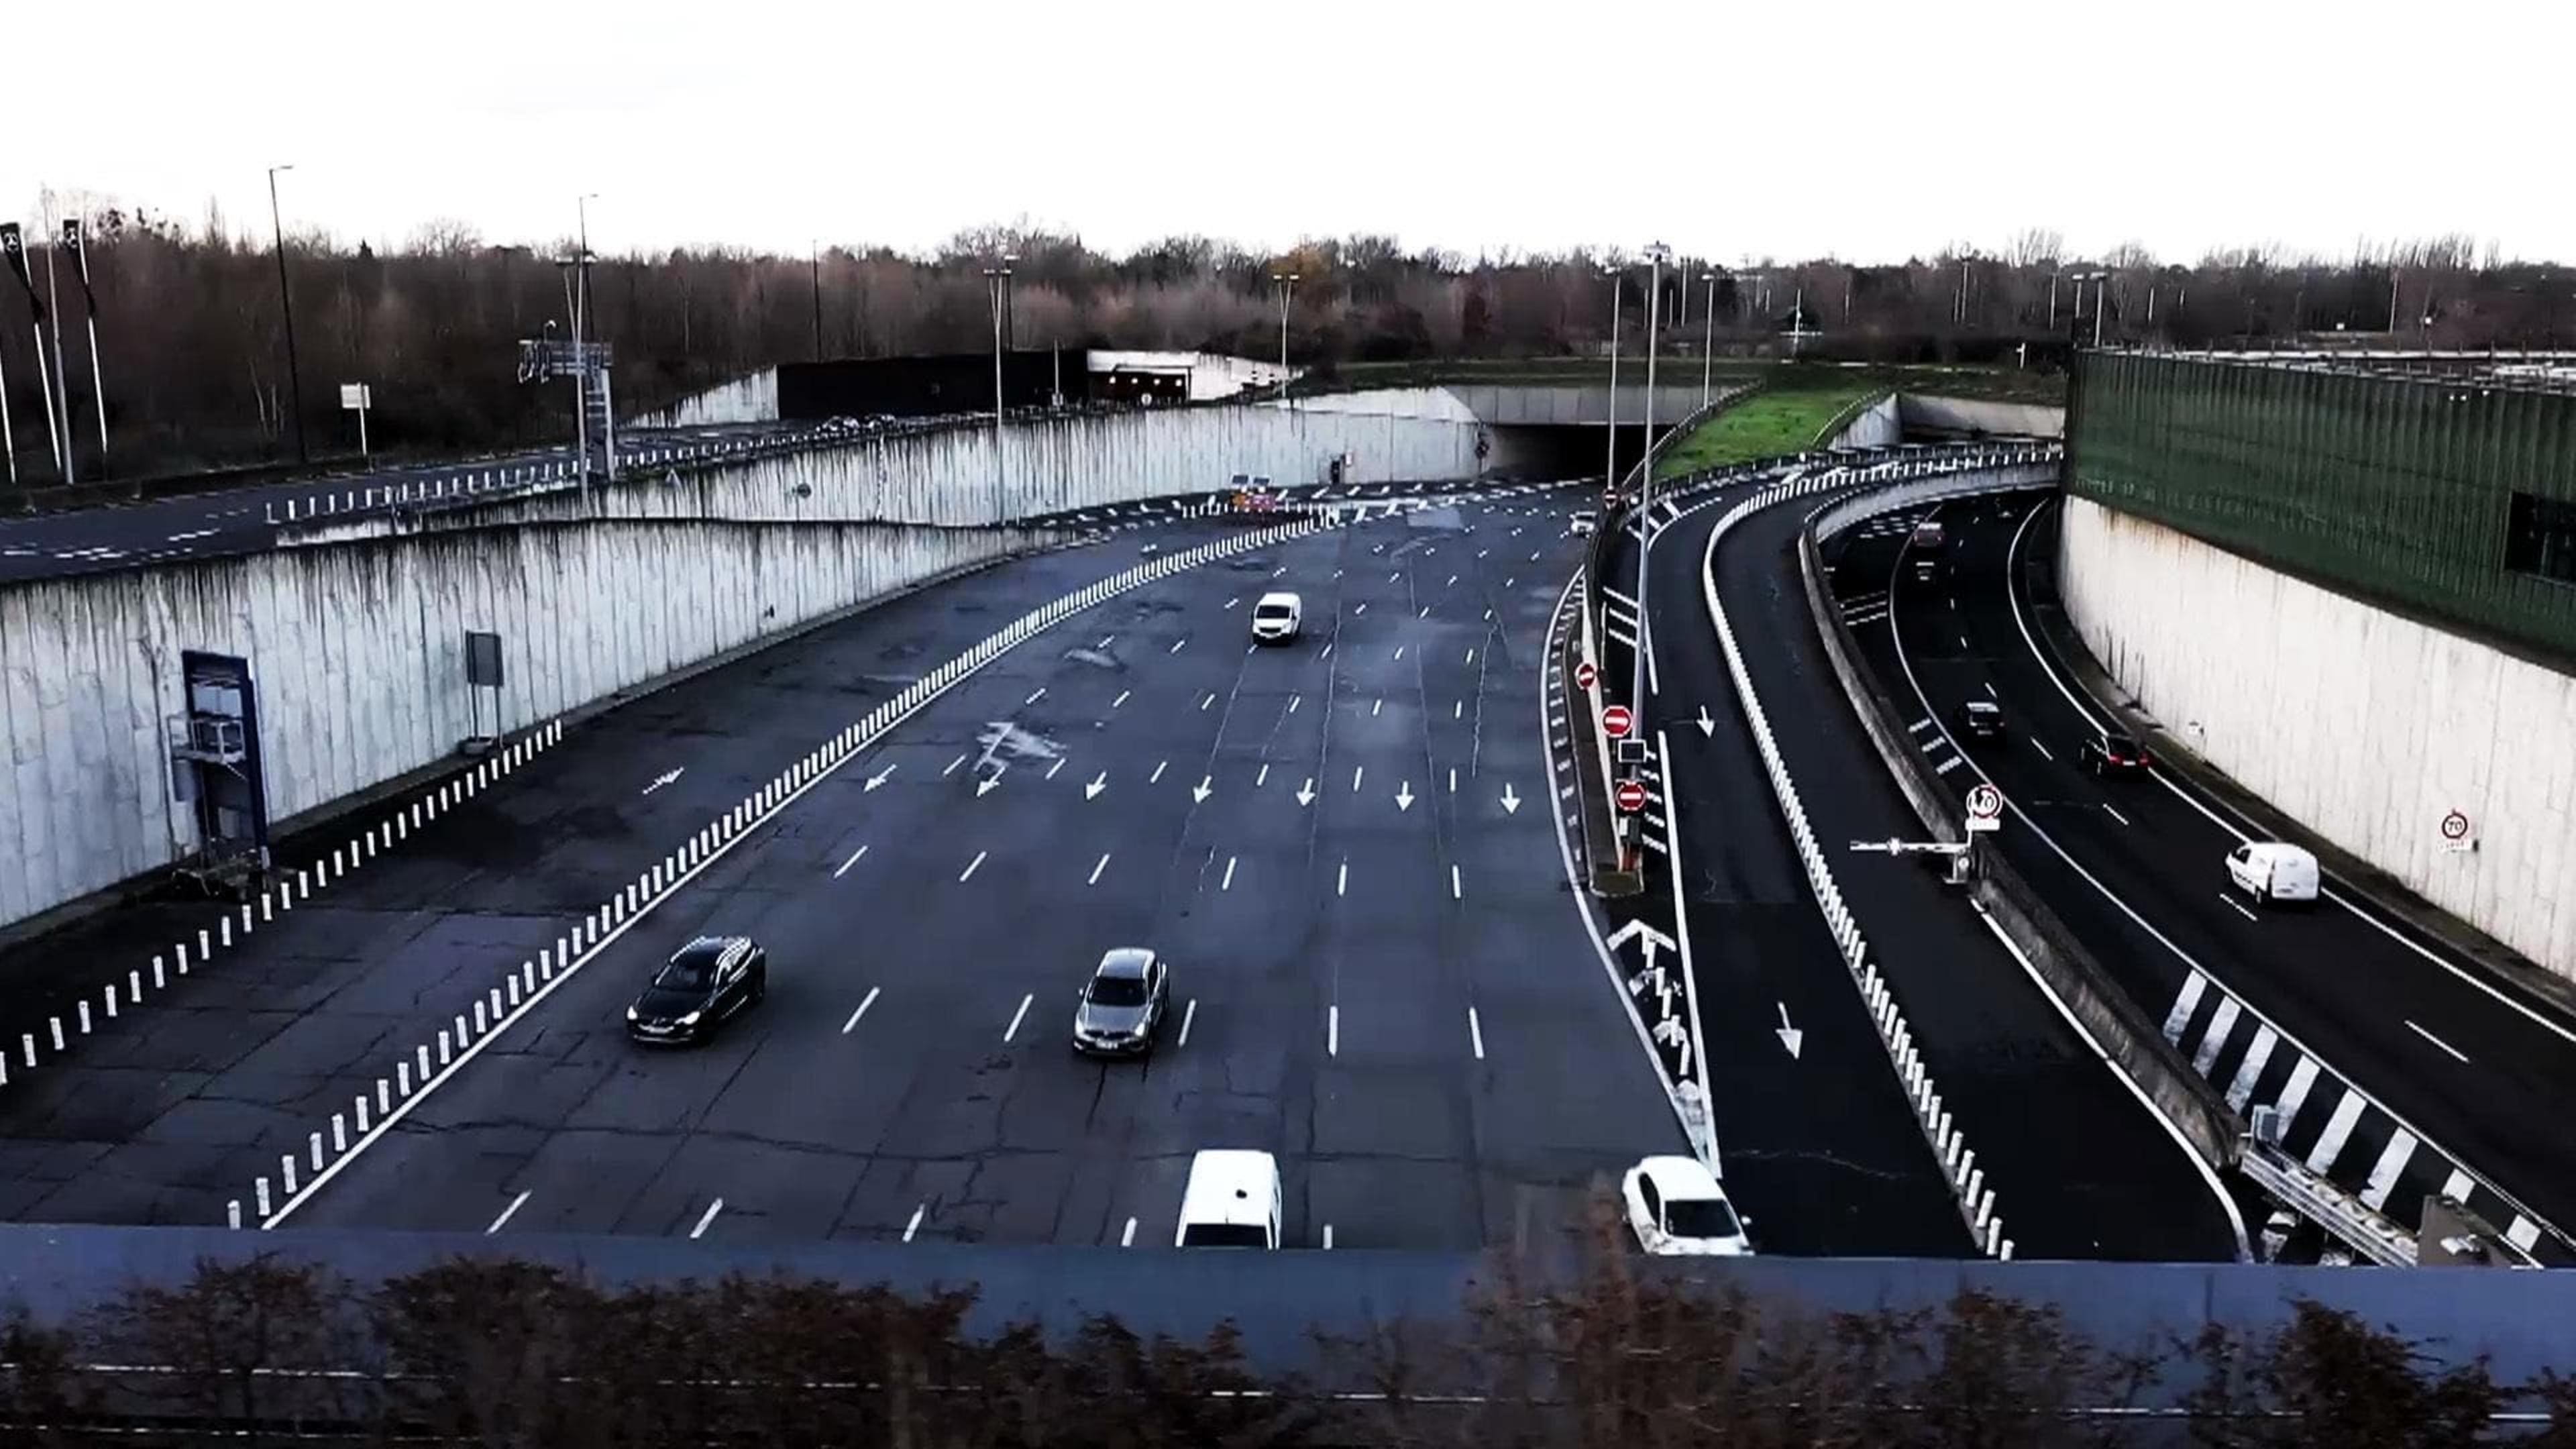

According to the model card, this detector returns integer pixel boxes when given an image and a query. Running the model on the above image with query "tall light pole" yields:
[1271,272,1299,388]
[1601,266,1621,498]
[267,164,307,464]
[1002,252,1020,356]
[1699,272,1717,408]
[1629,241,1670,744]
[2072,270,2108,349]
[811,241,824,362]
[983,261,1012,519]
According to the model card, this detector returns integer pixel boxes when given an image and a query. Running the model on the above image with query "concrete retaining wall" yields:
[0,519,1055,931]
[629,369,780,428]
[1825,393,1904,450]
[2059,496,2576,976]
[1900,394,2065,439]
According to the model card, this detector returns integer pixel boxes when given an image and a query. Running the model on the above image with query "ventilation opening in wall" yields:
[2504,492,2576,586]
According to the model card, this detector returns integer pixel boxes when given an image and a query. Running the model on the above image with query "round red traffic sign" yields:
[1574,659,1599,691]
[2440,810,2471,841]
[1601,704,1635,739]
[1966,783,2003,820]
[1615,780,1648,813]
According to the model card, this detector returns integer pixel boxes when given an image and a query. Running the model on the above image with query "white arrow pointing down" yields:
[1696,705,1716,737]
[1395,782,1415,812]
[1084,772,1108,800]
[1775,1003,1803,1060]
[1499,782,1521,814]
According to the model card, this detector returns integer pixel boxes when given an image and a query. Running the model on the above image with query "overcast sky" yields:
[7,0,2567,266]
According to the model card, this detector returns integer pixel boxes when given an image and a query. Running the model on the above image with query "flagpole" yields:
[42,206,75,484]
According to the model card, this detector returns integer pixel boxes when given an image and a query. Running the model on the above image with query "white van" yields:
[2225,841,2320,907]
[1174,1149,1281,1248]
[1250,592,1303,645]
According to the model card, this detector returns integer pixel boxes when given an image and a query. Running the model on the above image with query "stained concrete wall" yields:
[321,388,1489,537]
[1900,395,2065,439]
[2059,496,2576,976]
[0,520,1052,931]
[1825,394,1904,449]
[1442,382,1709,427]
[630,369,780,428]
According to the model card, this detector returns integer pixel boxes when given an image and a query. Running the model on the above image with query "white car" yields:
[1175,1149,1281,1248]
[1570,511,1599,537]
[1622,1155,1753,1256]
[1250,592,1303,644]
[2226,841,2320,907]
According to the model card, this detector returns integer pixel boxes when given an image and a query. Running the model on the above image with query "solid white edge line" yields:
[2407,1018,2471,1065]
[2003,500,2576,1051]
[1538,570,1703,1161]
[1178,998,1197,1046]
[1972,904,2251,1260]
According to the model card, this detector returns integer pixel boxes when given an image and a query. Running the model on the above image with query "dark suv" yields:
[2080,731,2154,777]
[1958,699,2006,739]
[627,936,766,1044]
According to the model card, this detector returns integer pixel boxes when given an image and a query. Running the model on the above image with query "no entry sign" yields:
[1615,779,1648,813]
[1574,659,1599,691]
[1601,704,1634,739]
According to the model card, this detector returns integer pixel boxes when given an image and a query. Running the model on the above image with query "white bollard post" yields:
[415,1042,431,1079]
[76,1003,91,1034]
[282,1155,298,1195]
[1968,1169,1985,1210]
[177,943,191,975]
[438,1030,452,1065]
[508,977,521,1007]
[256,1178,272,1218]
[472,1001,487,1034]
[310,1132,324,1171]
[1959,1147,1976,1189]
[104,986,117,1019]
[21,1034,34,1068]
[219,918,232,949]
[229,1199,244,1229]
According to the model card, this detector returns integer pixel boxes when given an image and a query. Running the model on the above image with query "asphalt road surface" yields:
[1674,474,2244,1263]
[1857,492,2576,1258]
[0,488,1690,1254]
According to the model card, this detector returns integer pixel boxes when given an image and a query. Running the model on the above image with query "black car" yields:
[1072,948,1170,1057]
[1958,699,2006,739]
[627,936,765,1044]
[2080,731,2155,777]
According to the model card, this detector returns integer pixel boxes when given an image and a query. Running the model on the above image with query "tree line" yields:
[1,197,2565,480]
[1,1215,2561,1446]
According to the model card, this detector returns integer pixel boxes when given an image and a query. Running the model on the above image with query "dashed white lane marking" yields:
[1468,1008,1486,1060]
[1958,635,1970,649]
[1336,860,1348,897]
[1419,606,1430,618]
[689,1199,723,1240]
[903,1203,926,1242]
[1201,692,1216,711]
[1322,642,1334,659]
[2407,1019,2471,1064]
[1222,856,1238,891]
[1446,574,1457,586]
[1465,648,1476,664]
[1984,681,1998,698]
[1089,853,1112,885]
[1448,767,1456,793]
[486,1190,531,1234]
[1450,865,1462,900]
[1354,602,1367,616]
[1323,1224,1336,1250]
[1372,698,1383,716]
[1169,637,1186,653]
[1225,596,1240,609]
[1004,992,1034,1042]
[842,987,881,1034]
[1328,1005,1340,1056]
[1256,763,1270,786]
[943,754,967,777]
[1024,687,1046,705]
[1393,646,1405,661]
[166,528,219,543]
[1289,695,1302,713]
[1454,700,1463,718]
[833,845,870,878]
[2031,739,2054,761]
[1150,761,1169,784]
[959,851,987,882]
[1112,690,1130,708]
[1046,758,1066,780]
[1121,1217,1138,1247]
[1179,998,1198,1045]
[1352,765,1364,792]
[2102,802,2131,826]
[1098,634,1116,648]
[2220,893,2259,922]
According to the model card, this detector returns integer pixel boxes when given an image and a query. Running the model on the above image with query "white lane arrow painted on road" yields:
[1085,771,1108,800]
[640,768,684,796]
[1296,777,1317,806]
[863,764,897,792]
[1499,782,1522,814]
[1775,1003,1805,1060]
[1696,705,1716,737]
[1192,775,1214,804]
[1395,781,1415,812]
[975,769,1004,798]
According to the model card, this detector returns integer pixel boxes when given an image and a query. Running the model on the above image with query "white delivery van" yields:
[1250,592,1303,644]
[1175,1148,1281,1248]
[2225,841,2320,907]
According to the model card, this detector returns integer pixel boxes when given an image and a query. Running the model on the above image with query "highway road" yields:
[0,486,1690,1253]
[0,419,821,583]
[1849,492,2576,1258]
[1646,468,2244,1263]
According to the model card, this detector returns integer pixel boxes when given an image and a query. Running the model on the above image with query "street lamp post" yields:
[266,164,307,464]
[1271,272,1299,390]
[1699,272,1717,408]
[1601,266,1621,499]
[811,242,824,362]
[983,261,1012,519]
